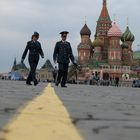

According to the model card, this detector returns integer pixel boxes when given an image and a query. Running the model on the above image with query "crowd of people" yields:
[84,73,120,87]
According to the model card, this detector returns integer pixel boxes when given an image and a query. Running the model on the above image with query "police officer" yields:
[53,31,77,88]
[21,32,44,86]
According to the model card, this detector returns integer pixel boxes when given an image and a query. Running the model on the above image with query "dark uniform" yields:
[53,39,75,87]
[21,32,44,85]
[115,77,119,87]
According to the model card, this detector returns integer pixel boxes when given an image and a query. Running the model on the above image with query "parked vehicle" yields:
[132,80,140,88]
[10,72,23,81]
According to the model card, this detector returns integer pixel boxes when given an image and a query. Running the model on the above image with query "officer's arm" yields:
[69,43,75,64]
[21,42,29,61]
[53,43,58,63]
[39,43,44,58]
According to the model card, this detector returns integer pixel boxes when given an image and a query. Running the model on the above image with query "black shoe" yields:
[55,82,59,86]
[34,81,38,86]
[61,85,67,88]
[26,83,32,86]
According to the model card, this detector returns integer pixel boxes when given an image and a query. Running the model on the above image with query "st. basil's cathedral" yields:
[77,0,135,81]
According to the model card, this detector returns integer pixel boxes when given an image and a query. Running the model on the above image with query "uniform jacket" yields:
[22,40,44,60]
[53,41,75,64]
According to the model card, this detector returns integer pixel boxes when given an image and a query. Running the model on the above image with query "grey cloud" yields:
[0,0,140,72]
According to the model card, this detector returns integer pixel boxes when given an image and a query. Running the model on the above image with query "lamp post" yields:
[136,45,140,66]
[136,45,140,78]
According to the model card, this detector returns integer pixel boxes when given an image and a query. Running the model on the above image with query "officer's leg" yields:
[29,60,38,85]
[61,64,68,87]
[32,62,38,84]
[56,63,63,85]
[26,72,32,85]
[54,74,57,83]
[26,60,33,85]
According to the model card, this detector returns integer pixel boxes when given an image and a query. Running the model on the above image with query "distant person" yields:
[53,31,77,88]
[132,79,136,87]
[109,77,113,86]
[21,32,44,86]
[115,77,119,87]
[95,72,100,85]
[89,73,94,85]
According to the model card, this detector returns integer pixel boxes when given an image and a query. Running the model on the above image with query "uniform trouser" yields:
[53,74,57,82]
[57,63,69,86]
[27,56,39,84]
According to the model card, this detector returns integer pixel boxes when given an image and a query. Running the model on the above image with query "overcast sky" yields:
[0,0,140,72]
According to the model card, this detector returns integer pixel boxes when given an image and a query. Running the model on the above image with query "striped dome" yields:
[121,26,135,42]
[121,42,129,49]
[108,22,122,37]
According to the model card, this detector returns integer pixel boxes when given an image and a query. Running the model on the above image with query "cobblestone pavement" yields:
[0,80,46,131]
[0,80,140,140]
[53,84,140,140]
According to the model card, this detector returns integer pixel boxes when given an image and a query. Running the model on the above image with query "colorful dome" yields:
[108,22,122,37]
[121,26,135,42]
[93,37,104,47]
[121,42,129,49]
[80,24,91,36]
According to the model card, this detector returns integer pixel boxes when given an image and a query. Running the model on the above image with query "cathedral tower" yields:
[96,0,112,36]
[121,26,135,65]
[95,0,112,61]
[77,24,92,64]
[108,22,122,65]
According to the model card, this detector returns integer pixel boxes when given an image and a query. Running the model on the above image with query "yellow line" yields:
[4,83,83,140]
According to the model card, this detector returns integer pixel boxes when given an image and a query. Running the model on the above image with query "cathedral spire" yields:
[103,0,106,6]
[126,17,129,27]
[11,58,17,71]
[14,57,17,66]
[99,0,110,21]
[96,0,112,36]
[85,16,87,24]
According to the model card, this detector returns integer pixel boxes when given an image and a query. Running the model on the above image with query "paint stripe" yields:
[4,84,83,140]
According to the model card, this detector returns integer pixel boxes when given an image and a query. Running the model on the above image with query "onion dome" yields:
[121,26,135,42]
[80,24,91,36]
[121,42,129,49]
[93,37,104,47]
[108,22,122,37]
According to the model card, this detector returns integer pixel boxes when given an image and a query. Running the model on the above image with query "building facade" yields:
[37,59,54,82]
[77,0,135,81]
[10,58,29,80]
[10,58,54,82]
